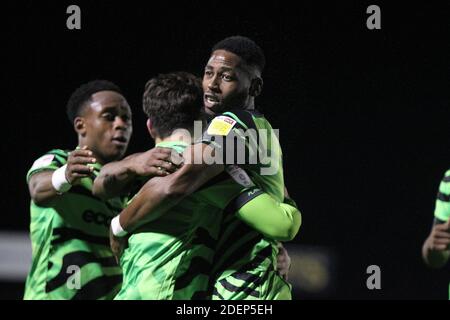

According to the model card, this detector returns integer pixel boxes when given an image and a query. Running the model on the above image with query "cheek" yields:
[221,83,238,97]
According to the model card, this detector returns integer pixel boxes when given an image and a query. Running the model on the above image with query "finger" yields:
[70,149,94,158]
[153,147,173,153]
[69,156,97,165]
[151,151,174,162]
[69,173,91,180]
[153,166,170,176]
[149,148,173,160]
[68,164,94,175]
[432,244,449,251]
[433,238,450,245]
[445,220,450,229]
[153,160,177,172]
[433,231,450,239]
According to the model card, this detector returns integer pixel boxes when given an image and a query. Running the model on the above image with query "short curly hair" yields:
[143,72,203,139]
[212,35,266,73]
[66,80,123,123]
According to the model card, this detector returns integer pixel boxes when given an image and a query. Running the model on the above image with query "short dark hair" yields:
[143,72,202,139]
[212,35,266,73]
[66,80,123,123]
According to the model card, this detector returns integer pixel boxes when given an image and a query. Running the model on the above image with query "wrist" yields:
[52,164,72,194]
[111,215,128,237]
[124,158,139,178]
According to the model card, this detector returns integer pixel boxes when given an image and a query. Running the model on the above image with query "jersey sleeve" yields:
[434,169,450,222]
[199,110,259,167]
[26,149,68,183]
[225,188,302,241]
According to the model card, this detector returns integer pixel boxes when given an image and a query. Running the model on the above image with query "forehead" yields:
[206,50,244,70]
[88,90,131,113]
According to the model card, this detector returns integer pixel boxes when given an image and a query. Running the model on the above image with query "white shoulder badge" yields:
[207,116,237,136]
[30,154,55,171]
[226,165,255,187]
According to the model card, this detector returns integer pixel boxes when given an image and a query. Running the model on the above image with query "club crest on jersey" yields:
[30,154,55,171]
[207,116,237,136]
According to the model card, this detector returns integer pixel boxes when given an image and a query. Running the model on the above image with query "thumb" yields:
[445,219,450,229]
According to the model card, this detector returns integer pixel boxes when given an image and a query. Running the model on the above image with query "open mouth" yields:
[204,93,220,106]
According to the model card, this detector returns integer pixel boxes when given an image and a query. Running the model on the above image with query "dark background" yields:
[1,0,449,299]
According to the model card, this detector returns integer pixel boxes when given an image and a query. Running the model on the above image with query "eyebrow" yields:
[205,65,234,72]
[101,105,131,115]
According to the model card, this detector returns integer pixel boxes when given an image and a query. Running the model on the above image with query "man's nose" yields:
[114,116,129,130]
[208,75,220,91]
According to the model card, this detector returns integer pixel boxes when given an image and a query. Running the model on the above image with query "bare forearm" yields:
[119,163,223,232]
[119,176,183,231]
[93,158,137,199]
[28,171,59,207]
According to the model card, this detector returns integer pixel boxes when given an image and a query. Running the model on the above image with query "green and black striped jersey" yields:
[24,149,126,300]
[115,141,251,300]
[433,169,450,299]
[435,169,450,223]
[202,109,291,300]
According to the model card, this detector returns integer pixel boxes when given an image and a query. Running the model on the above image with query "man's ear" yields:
[74,117,86,136]
[146,118,156,139]
[249,77,263,97]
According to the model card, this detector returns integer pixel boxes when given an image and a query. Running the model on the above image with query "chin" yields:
[204,104,225,116]
[106,149,127,163]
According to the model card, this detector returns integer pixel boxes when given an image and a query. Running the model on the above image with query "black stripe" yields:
[69,186,123,213]
[212,287,225,300]
[283,196,298,208]
[47,150,68,167]
[223,245,274,282]
[46,251,118,292]
[434,217,447,225]
[52,156,65,168]
[51,227,110,246]
[191,227,217,251]
[214,233,262,274]
[265,268,275,294]
[219,278,259,298]
[224,109,258,131]
[174,256,212,291]
[215,220,261,260]
[224,188,264,214]
[437,192,450,202]
[231,269,271,296]
[231,271,261,282]
[208,244,273,298]
[72,274,122,300]
[190,290,208,300]
[443,176,450,183]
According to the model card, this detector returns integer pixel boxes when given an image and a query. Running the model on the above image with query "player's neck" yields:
[155,129,193,145]
[243,97,255,110]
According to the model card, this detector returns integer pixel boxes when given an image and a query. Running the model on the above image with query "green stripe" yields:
[222,112,249,130]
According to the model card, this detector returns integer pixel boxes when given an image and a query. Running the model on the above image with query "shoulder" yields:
[27,149,68,181]
[443,169,450,180]
[205,109,259,137]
